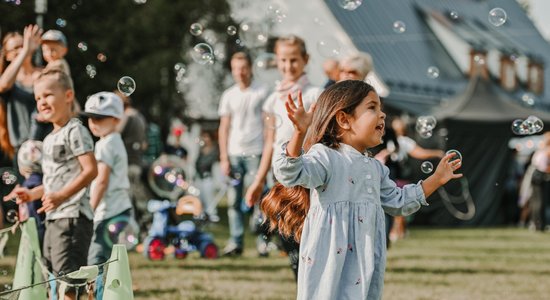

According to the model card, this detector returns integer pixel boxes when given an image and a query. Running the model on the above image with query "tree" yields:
[0,0,232,134]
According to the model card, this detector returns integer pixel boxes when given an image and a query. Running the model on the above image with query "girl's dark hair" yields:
[261,80,376,242]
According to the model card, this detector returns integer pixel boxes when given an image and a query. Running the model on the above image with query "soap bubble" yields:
[264,113,283,130]
[316,37,341,58]
[521,93,535,106]
[266,4,287,24]
[227,25,237,36]
[239,20,269,48]
[77,42,88,52]
[97,53,107,62]
[56,18,67,28]
[1,168,18,185]
[421,161,434,174]
[393,21,406,33]
[5,209,17,223]
[446,149,462,163]
[103,215,140,250]
[337,0,362,11]
[191,43,214,65]
[148,154,189,199]
[253,53,279,85]
[416,116,437,136]
[117,76,136,96]
[449,11,459,20]
[427,66,440,79]
[85,64,96,79]
[488,8,507,27]
[525,115,544,134]
[189,23,203,36]
[511,119,527,135]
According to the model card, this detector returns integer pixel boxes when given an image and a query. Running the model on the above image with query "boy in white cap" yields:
[81,92,133,300]
[41,29,71,76]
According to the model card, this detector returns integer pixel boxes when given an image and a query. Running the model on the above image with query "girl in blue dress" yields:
[262,80,462,299]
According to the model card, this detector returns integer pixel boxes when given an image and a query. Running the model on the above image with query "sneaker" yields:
[257,236,269,257]
[209,215,220,223]
[222,242,243,257]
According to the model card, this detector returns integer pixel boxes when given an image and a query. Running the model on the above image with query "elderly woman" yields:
[338,52,373,81]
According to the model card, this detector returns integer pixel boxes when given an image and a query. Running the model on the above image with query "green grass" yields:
[1,211,550,299]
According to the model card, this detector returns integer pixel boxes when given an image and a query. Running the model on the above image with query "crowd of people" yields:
[0,22,547,299]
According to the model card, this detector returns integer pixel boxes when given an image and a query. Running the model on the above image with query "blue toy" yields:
[143,196,218,260]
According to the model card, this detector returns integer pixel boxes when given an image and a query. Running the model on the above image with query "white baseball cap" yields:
[41,30,68,46]
[81,92,124,119]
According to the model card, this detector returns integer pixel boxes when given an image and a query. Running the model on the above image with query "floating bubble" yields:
[266,4,287,24]
[189,23,203,36]
[18,140,43,171]
[0,270,7,276]
[3,284,11,291]
[148,154,188,199]
[449,11,459,20]
[5,209,17,223]
[418,130,433,139]
[511,119,528,135]
[1,169,18,185]
[525,115,544,134]
[337,0,362,11]
[264,114,283,130]
[239,20,269,48]
[427,66,440,79]
[117,76,136,96]
[416,116,437,136]
[446,149,462,163]
[421,161,434,174]
[190,43,214,65]
[97,53,107,62]
[227,25,237,36]
[316,37,341,58]
[253,53,279,85]
[488,8,507,27]
[77,42,88,52]
[521,93,535,106]
[393,21,406,33]
[85,64,97,79]
[473,55,486,65]
[313,17,325,27]
[56,18,67,28]
[103,215,140,250]
[174,63,186,82]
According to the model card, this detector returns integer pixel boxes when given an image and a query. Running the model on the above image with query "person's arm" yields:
[0,25,41,93]
[3,184,44,204]
[244,116,275,207]
[38,152,98,213]
[218,115,231,176]
[408,145,444,160]
[89,162,110,211]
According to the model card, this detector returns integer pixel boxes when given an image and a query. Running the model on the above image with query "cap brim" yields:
[80,112,110,119]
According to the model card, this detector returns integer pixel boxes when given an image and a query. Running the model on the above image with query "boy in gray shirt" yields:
[9,69,96,300]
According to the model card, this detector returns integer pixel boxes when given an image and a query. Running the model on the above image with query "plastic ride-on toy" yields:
[143,195,218,260]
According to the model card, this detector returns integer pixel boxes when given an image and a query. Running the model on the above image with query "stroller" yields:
[143,154,218,260]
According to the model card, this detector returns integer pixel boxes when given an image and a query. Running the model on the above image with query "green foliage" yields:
[0,0,232,128]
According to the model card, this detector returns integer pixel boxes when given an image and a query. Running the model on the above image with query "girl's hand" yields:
[22,24,42,56]
[433,152,463,185]
[285,91,316,134]
[3,185,31,204]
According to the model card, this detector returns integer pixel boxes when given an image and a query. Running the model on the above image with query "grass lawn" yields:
[1,208,550,299]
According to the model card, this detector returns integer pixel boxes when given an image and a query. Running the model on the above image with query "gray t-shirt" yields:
[91,132,132,221]
[42,118,94,220]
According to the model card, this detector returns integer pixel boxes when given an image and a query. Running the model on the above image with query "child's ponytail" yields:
[261,184,310,242]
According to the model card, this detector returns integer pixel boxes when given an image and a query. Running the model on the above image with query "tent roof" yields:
[432,75,550,123]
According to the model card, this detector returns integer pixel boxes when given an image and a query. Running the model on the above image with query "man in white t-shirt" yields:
[218,52,269,256]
